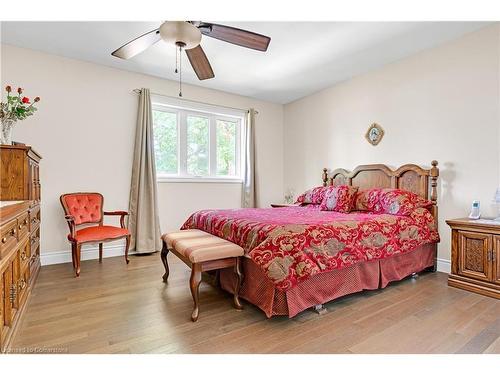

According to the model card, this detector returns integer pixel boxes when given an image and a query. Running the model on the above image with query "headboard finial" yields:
[430,160,439,204]
[322,168,328,187]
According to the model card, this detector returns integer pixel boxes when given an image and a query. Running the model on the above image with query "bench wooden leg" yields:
[233,257,243,310]
[161,240,170,282]
[190,264,202,322]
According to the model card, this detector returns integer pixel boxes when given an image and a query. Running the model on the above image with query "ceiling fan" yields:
[111,21,271,96]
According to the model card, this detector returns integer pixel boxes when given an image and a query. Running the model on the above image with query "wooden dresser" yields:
[0,145,42,352]
[446,218,500,299]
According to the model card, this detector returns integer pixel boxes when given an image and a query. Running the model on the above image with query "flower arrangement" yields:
[0,85,41,144]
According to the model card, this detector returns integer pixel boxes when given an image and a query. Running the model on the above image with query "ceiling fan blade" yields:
[185,45,215,80]
[198,23,270,52]
[111,28,161,59]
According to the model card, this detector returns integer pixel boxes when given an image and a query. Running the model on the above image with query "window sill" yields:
[157,177,243,184]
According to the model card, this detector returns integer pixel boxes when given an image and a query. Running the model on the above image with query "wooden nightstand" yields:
[270,203,299,208]
[446,218,500,299]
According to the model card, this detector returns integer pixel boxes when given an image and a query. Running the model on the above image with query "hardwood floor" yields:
[10,253,500,354]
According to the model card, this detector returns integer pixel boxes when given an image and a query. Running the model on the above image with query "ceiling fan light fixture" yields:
[159,21,202,49]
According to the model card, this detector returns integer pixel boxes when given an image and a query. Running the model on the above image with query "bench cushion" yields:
[163,229,244,263]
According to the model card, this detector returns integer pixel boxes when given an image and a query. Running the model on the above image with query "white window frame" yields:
[152,95,245,183]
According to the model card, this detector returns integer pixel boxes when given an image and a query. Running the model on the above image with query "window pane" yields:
[187,116,209,176]
[216,120,237,176]
[153,110,178,175]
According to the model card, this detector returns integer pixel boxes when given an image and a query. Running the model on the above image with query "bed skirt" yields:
[219,243,437,318]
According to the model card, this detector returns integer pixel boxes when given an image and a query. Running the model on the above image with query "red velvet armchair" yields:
[60,192,130,277]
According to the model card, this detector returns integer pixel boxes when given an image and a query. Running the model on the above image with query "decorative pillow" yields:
[295,186,330,205]
[379,189,432,216]
[354,188,432,216]
[354,189,383,212]
[320,185,359,213]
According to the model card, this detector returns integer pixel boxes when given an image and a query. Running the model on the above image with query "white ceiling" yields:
[0,21,490,103]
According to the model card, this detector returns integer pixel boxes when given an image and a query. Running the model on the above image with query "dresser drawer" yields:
[17,212,29,240]
[19,238,31,272]
[29,205,40,233]
[0,219,18,260]
[17,267,30,308]
[29,231,39,264]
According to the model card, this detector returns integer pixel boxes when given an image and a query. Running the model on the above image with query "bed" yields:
[172,161,440,318]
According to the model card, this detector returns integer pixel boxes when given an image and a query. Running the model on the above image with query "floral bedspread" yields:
[181,206,439,291]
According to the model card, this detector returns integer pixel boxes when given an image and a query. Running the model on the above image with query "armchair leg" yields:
[99,243,103,263]
[71,243,76,269]
[190,264,202,322]
[125,235,130,264]
[75,244,82,277]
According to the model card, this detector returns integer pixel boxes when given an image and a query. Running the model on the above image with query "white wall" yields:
[2,24,498,269]
[283,25,500,265]
[0,44,284,262]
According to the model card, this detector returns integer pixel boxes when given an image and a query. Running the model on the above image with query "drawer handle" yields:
[19,279,26,290]
[10,228,16,236]
[31,236,39,244]
[21,251,27,261]
[1,237,6,244]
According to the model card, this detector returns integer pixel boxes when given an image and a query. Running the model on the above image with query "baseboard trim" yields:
[436,258,451,274]
[42,246,453,273]
[41,243,126,266]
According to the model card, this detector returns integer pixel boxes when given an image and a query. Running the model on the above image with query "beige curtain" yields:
[242,108,256,208]
[128,88,161,253]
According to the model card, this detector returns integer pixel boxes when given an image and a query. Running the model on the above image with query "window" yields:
[152,96,244,182]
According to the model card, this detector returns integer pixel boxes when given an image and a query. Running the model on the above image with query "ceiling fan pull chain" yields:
[175,46,178,74]
[179,45,183,97]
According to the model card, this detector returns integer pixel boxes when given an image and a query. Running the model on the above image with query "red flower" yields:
[34,97,40,102]
[22,97,30,104]
[5,86,11,93]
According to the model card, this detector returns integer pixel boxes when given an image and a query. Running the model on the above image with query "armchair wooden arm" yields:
[104,211,129,229]
[64,215,76,240]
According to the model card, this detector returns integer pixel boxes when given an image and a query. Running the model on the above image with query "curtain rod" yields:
[132,88,258,114]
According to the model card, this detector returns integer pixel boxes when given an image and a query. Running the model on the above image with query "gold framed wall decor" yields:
[365,123,384,146]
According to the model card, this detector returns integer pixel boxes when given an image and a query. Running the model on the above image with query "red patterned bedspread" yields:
[181,206,439,291]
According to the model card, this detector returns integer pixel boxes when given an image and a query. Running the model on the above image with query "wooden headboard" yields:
[321,161,439,217]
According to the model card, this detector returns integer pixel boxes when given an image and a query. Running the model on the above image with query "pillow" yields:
[379,189,432,216]
[320,185,359,213]
[354,189,383,212]
[355,188,432,216]
[295,186,330,205]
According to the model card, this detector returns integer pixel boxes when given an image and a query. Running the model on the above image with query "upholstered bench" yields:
[160,229,244,322]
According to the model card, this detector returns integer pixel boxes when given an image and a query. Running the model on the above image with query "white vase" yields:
[0,118,16,145]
